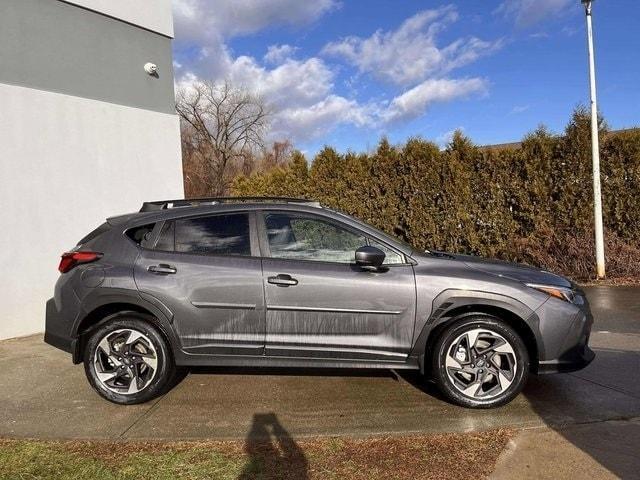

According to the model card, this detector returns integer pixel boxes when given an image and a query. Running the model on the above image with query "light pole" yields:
[581,0,605,279]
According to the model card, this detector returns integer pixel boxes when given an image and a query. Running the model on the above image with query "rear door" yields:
[258,210,417,362]
[134,211,265,356]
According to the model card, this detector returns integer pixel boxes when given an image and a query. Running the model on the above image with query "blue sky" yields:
[172,0,639,155]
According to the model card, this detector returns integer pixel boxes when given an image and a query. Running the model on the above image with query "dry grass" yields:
[0,429,514,480]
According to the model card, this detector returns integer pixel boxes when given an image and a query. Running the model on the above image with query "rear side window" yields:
[77,222,112,246]
[172,214,251,256]
[155,221,174,252]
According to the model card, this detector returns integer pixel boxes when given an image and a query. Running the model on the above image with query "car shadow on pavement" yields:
[237,412,309,480]
[522,346,640,479]
[397,345,640,478]
[393,370,450,402]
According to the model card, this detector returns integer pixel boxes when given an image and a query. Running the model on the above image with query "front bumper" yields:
[532,290,595,374]
[536,343,595,373]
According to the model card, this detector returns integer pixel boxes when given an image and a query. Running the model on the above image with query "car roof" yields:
[140,196,319,212]
[107,197,318,224]
[110,203,335,228]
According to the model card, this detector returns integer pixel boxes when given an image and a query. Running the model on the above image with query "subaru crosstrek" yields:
[45,197,595,408]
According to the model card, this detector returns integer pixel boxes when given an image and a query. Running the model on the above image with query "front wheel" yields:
[432,315,529,408]
[84,314,176,405]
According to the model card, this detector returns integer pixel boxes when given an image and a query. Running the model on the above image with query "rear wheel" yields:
[432,315,529,408]
[84,314,175,405]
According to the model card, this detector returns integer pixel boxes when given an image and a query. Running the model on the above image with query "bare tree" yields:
[261,140,294,171]
[177,80,270,197]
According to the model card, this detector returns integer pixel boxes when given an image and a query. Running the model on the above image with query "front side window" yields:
[169,213,251,256]
[368,238,404,265]
[265,213,367,263]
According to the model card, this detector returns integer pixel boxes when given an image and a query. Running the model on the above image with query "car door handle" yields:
[148,264,177,275]
[268,274,298,287]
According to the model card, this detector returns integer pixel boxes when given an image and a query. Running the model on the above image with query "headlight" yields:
[526,284,581,304]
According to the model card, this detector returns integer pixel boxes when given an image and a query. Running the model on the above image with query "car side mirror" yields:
[355,246,385,268]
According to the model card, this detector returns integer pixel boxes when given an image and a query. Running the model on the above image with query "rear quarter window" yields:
[125,224,156,249]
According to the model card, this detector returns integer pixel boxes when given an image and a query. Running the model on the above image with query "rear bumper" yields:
[43,330,73,354]
[45,297,81,363]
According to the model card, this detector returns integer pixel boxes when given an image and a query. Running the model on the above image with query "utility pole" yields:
[582,0,605,279]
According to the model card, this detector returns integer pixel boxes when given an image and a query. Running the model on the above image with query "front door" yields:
[258,211,416,362]
[134,212,265,356]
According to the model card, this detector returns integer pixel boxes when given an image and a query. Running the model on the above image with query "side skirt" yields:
[175,352,421,370]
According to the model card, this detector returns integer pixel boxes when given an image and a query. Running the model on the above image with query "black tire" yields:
[84,313,176,405]
[431,314,529,409]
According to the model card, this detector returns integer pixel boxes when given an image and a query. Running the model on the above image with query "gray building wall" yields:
[0,0,183,340]
[0,0,175,113]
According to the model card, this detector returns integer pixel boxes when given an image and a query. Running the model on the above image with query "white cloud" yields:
[510,104,530,114]
[382,78,487,123]
[227,57,334,109]
[496,0,572,28]
[273,95,372,141]
[264,44,299,64]
[172,0,353,142]
[171,0,339,78]
[436,127,465,148]
[177,57,373,143]
[177,52,489,143]
[173,0,338,41]
[172,0,359,142]
[172,2,497,143]
[561,25,580,37]
[178,34,235,79]
[529,32,550,39]
[322,6,502,87]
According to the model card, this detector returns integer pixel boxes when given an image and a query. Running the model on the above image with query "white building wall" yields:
[63,0,174,37]
[0,84,183,339]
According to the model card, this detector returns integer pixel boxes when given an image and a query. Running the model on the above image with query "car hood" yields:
[425,251,573,288]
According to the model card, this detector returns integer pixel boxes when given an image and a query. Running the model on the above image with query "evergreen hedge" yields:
[231,109,640,281]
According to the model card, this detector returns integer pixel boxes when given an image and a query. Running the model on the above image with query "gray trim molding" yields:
[268,305,403,315]
[191,302,257,310]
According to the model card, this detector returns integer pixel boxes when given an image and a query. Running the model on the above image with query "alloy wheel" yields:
[93,328,158,395]
[444,328,517,399]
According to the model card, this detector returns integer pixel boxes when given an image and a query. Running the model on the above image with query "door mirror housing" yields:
[355,246,385,268]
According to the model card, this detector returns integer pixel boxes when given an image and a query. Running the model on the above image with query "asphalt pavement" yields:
[0,286,638,477]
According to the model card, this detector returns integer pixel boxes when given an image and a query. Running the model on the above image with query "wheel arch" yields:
[427,306,538,372]
[73,293,178,364]
[412,290,542,374]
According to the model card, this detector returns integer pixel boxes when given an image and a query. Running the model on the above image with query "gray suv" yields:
[45,197,595,408]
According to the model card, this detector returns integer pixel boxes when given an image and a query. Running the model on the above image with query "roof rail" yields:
[139,196,320,212]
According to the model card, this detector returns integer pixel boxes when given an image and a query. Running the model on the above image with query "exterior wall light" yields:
[144,63,159,76]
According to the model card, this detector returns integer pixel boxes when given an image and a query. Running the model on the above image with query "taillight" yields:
[58,251,102,273]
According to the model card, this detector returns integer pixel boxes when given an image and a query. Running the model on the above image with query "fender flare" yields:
[71,288,179,363]
[410,289,543,372]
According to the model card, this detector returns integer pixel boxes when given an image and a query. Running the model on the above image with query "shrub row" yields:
[231,109,640,281]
